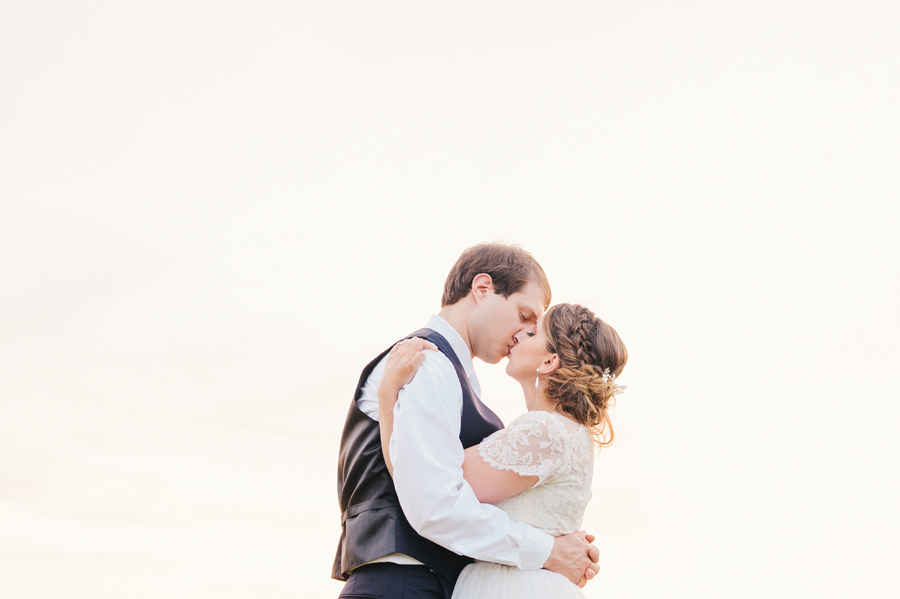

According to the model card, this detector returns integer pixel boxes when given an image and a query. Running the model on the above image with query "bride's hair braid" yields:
[542,304,628,448]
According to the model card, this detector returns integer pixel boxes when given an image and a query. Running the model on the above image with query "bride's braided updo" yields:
[542,304,628,448]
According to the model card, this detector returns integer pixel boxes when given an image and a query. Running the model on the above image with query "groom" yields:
[333,243,599,598]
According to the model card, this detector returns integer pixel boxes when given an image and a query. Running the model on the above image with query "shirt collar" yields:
[425,314,481,396]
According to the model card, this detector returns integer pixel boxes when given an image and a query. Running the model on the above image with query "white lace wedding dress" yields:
[452,410,594,599]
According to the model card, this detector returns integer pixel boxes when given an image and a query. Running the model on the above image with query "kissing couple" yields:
[334,242,627,599]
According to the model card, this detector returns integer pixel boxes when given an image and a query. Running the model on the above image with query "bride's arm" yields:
[377,338,438,476]
[463,412,567,504]
[462,445,539,504]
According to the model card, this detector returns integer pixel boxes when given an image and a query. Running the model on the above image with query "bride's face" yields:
[505,314,555,385]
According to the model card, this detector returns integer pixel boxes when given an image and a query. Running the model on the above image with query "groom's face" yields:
[470,280,547,365]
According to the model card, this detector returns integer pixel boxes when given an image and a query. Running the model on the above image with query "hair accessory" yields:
[601,367,626,396]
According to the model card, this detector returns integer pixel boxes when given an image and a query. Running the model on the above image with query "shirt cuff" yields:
[517,527,554,570]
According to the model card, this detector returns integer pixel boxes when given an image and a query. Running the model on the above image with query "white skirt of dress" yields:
[451,561,586,599]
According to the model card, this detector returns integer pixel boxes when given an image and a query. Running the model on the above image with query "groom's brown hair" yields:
[441,243,551,308]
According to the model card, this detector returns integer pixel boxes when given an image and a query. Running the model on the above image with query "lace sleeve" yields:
[478,411,569,485]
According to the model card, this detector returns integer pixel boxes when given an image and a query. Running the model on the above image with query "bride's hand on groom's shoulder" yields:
[380,338,439,397]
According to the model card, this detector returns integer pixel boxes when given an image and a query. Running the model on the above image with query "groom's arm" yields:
[388,352,553,568]
[361,351,598,585]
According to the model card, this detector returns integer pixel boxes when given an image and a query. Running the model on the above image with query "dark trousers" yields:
[338,563,453,599]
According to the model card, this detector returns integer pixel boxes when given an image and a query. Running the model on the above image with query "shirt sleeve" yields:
[388,352,554,570]
[478,411,569,485]
[356,353,387,420]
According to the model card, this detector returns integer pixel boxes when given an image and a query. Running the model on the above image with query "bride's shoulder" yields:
[511,409,581,428]
[507,410,557,426]
[504,410,575,439]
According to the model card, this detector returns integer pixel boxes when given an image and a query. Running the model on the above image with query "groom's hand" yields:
[543,530,600,588]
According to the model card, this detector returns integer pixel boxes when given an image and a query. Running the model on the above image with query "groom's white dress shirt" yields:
[355,315,554,571]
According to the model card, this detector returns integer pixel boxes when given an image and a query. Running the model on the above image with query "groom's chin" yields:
[481,352,504,365]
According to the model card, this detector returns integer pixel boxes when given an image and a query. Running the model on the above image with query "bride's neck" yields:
[521,383,556,413]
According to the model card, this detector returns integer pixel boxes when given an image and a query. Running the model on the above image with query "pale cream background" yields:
[2,2,898,597]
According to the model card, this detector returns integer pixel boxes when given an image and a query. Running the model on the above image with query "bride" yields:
[378,303,627,598]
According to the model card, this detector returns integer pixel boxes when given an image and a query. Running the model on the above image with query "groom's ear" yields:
[471,273,494,303]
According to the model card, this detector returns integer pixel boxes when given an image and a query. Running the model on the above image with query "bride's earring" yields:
[534,367,541,389]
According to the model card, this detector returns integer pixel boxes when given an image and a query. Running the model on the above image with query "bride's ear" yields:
[542,354,560,374]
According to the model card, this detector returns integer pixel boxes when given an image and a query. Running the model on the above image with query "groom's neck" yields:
[437,303,474,359]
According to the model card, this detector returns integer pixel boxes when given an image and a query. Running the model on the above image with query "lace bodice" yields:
[478,410,594,537]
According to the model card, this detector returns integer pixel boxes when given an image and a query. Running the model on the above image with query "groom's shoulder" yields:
[419,344,456,372]
[400,350,464,406]
[366,336,455,381]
